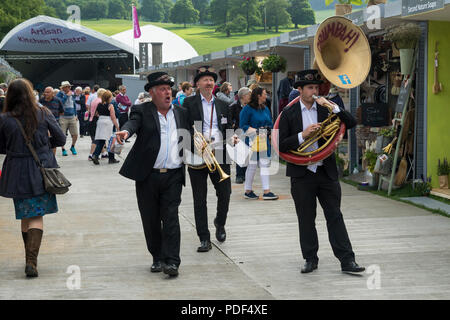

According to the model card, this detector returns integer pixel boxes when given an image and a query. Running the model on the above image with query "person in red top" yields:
[115,85,132,129]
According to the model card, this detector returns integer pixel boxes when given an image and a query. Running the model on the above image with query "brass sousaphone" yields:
[272,16,371,165]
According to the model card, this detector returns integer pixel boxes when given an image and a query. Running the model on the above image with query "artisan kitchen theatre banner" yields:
[0,16,130,53]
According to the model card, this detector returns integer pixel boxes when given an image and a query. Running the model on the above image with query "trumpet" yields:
[192,125,230,182]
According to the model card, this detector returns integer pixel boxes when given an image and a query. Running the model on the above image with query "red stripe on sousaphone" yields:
[272,100,346,166]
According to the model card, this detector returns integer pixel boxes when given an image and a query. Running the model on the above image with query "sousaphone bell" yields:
[272,16,371,165]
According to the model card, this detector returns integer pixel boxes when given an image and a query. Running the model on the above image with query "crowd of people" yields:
[0,66,365,279]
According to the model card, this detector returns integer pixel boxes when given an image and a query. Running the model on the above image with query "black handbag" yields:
[15,118,71,194]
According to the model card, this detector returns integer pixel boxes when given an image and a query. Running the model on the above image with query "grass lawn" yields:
[80,11,333,56]
[81,19,304,55]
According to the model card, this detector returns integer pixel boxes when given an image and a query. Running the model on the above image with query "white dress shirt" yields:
[200,93,222,148]
[153,105,183,169]
[297,99,340,173]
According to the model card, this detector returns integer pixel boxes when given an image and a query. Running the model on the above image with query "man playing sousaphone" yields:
[278,69,365,274]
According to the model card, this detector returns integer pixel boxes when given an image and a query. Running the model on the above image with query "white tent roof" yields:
[0,15,134,54]
[111,24,198,64]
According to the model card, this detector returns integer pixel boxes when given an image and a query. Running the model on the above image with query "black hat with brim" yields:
[294,69,324,88]
[144,72,175,91]
[193,66,218,85]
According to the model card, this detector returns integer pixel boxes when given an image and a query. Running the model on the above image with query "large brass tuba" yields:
[272,16,371,165]
[191,125,230,182]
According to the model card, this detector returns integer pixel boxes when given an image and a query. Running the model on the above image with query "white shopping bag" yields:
[226,140,251,167]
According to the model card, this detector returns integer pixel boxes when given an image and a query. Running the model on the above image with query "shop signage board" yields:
[348,10,365,26]
[402,0,444,16]
[232,46,244,55]
[203,54,211,62]
[257,39,270,51]
[138,43,149,70]
[289,28,308,42]
[395,79,413,112]
[361,103,390,127]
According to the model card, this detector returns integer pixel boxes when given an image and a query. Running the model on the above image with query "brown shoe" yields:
[25,228,43,278]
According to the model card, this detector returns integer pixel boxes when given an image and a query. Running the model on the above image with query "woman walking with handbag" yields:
[239,86,278,200]
[0,78,66,277]
[92,90,120,165]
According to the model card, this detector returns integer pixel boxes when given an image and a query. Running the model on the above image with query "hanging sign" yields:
[395,79,413,112]
[289,28,308,42]
[402,0,444,16]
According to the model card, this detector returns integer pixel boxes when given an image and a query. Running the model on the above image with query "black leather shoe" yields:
[197,240,212,252]
[301,261,318,273]
[341,261,365,274]
[150,261,163,273]
[214,218,226,242]
[108,158,120,164]
[163,263,179,277]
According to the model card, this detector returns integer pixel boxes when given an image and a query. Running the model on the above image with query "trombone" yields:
[192,125,230,182]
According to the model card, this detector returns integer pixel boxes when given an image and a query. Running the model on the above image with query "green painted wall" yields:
[427,21,450,188]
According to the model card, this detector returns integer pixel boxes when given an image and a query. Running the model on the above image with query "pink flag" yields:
[132,5,141,39]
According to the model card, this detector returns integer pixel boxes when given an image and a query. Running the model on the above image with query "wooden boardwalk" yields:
[1,137,449,300]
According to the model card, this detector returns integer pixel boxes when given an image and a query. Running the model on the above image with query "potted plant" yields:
[376,127,395,153]
[239,56,261,75]
[367,0,386,6]
[414,176,432,196]
[384,23,422,75]
[261,55,287,73]
[437,158,449,189]
[325,0,367,16]
[335,151,346,178]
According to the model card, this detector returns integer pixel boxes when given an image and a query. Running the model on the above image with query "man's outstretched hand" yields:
[115,131,129,144]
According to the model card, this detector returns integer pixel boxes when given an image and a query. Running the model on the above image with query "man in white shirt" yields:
[116,72,189,278]
[182,66,233,253]
[278,69,364,275]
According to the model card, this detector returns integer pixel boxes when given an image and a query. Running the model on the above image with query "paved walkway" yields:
[1,137,450,300]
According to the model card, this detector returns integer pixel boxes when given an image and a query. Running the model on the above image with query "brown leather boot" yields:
[25,228,43,278]
[22,232,28,248]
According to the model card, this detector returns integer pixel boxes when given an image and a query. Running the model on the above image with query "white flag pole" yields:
[132,4,136,74]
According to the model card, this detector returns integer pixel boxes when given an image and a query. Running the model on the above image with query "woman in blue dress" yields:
[239,86,278,200]
[0,78,66,277]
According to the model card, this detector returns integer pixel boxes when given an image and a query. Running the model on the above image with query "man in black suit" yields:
[183,66,233,252]
[278,69,365,275]
[116,72,189,277]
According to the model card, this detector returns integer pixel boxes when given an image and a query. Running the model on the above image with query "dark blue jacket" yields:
[0,108,66,199]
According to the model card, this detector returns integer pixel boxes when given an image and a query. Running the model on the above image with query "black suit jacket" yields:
[182,94,233,164]
[279,100,356,180]
[119,102,189,184]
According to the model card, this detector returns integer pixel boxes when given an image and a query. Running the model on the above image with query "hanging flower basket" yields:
[239,57,261,75]
[384,23,421,75]
[261,54,287,73]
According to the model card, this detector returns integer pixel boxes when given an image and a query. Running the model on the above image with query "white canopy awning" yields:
[0,15,134,54]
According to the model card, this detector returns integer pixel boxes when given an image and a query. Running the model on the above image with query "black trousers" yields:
[135,168,183,266]
[290,166,355,264]
[119,113,129,129]
[188,164,231,242]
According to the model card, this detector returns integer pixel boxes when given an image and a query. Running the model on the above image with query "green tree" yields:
[230,0,259,34]
[108,0,126,19]
[81,0,109,20]
[216,14,246,37]
[44,0,68,19]
[289,0,315,29]
[161,0,174,22]
[0,0,51,40]
[265,0,290,32]
[209,0,230,26]
[141,0,165,22]
[192,0,209,24]
[170,0,199,28]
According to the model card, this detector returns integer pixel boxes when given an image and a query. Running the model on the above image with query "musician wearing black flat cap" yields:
[278,69,365,275]
[182,66,233,253]
[115,72,190,278]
